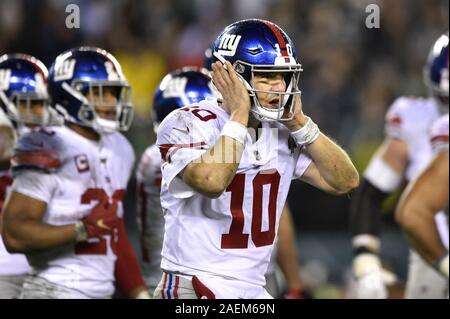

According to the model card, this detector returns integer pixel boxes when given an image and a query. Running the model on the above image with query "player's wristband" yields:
[220,120,248,145]
[434,254,449,278]
[290,117,320,147]
[75,221,88,242]
[352,234,381,256]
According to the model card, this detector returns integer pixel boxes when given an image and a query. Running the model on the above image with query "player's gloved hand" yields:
[76,202,119,242]
[282,288,305,299]
[353,253,397,299]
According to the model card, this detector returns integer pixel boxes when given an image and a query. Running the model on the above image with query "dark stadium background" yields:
[1,0,447,298]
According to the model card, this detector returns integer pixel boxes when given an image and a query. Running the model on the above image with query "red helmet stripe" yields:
[262,21,288,57]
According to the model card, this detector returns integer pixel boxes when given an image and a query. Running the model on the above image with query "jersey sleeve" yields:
[430,114,449,154]
[293,148,313,179]
[156,107,220,198]
[11,170,57,203]
[11,129,65,174]
[384,97,410,141]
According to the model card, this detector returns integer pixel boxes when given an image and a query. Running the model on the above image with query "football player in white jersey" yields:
[2,47,148,299]
[137,67,215,294]
[0,53,58,298]
[396,114,449,287]
[350,33,449,299]
[153,19,359,299]
[204,47,305,299]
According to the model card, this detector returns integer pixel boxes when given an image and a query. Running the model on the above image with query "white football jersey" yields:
[429,113,449,154]
[136,143,165,289]
[10,126,135,298]
[385,97,441,181]
[156,98,312,287]
[0,170,31,276]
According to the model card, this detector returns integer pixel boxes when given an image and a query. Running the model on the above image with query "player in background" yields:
[350,33,449,299]
[137,67,214,295]
[2,47,148,299]
[0,54,60,298]
[204,48,305,299]
[153,19,358,299]
[396,114,449,289]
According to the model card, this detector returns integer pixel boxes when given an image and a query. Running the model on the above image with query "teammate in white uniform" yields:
[350,33,449,298]
[153,19,359,299]
[2,47,147,298]
[137,67,214,294]
[0,54,58,298]
[396,114,449,291]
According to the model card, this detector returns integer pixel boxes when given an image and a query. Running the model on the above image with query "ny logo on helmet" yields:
[163,77,188,99]
[218,34,242,57]
[0,69,11,90]
[54,59,76,82]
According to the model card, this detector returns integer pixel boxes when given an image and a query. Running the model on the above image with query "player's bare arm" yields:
[181,61,251,198]
[286,97,359,195]
[2,191,77,252]
[276,204,303,296]
[348,137,409,245]
[348,136,409,298]
[396,151,449,268]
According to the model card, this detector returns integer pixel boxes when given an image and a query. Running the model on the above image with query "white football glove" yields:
[353,253,397,299]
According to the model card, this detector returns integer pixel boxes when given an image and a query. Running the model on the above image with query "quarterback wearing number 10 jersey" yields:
[156,98,312,297]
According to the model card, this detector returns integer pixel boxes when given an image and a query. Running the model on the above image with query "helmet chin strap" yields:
[92,116,118,135]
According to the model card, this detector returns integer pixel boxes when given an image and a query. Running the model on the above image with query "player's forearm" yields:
[398,203,447,265]
[3,220,76,253]
[305,133,359,194]
[114,219,148,298]
[349,179,390,254]
[277,236,302,290]
[183,135,244,197]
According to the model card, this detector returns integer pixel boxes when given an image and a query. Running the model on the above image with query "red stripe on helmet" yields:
[262,21,288,57]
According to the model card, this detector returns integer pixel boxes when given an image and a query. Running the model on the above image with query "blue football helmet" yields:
[152,67,214,133]
[424,33,449,109]
[0,53,59,127]
[211,19,302,122]
[203,46,213,72]
[48,47,133,134]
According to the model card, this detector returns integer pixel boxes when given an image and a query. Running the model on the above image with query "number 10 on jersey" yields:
[221,170,280,249]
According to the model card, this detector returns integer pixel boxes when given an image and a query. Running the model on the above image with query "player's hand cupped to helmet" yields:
[211,61,251,126]
[281,95,310,132]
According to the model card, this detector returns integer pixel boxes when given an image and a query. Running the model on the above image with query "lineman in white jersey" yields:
[2,47,146,298]
[396,113,449,293]
[153,19,359,299]
[137,67,215,294]
[350,33,449,298]
[0,54,60,298]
